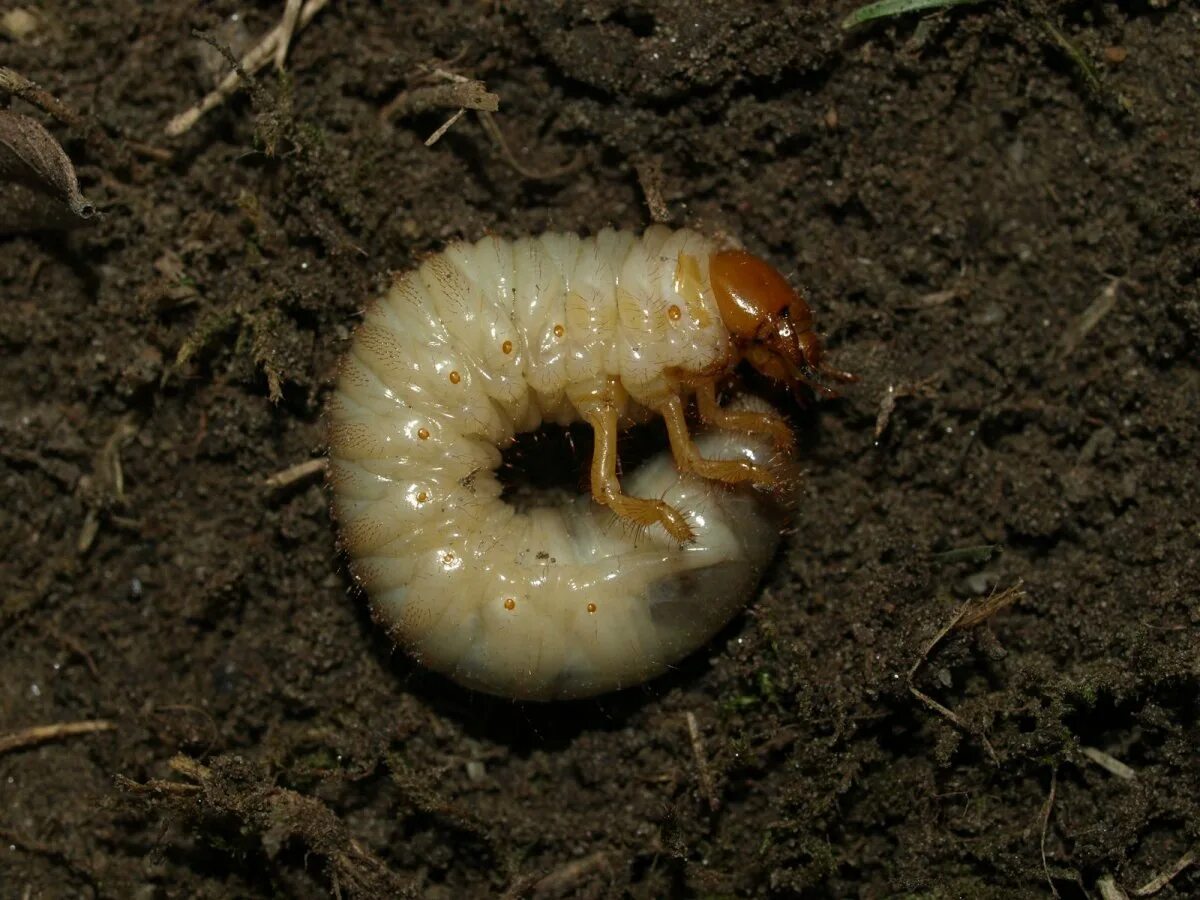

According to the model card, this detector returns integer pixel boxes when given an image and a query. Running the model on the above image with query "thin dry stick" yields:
[275,0,304,69]
[1059,277,1122,358]
[123,754,412,894]
[424,108,465,146]
[381,74,500,122]
[1096,874,1130,900]
[1132,848,1197,897]
[499,871,540,900]
[125,139,174,163]
[165,0,329,136]
[383,68,577,178]
[954,579,1025,630]
[685,711,719,813]
[1040,768,1060,898]
[381,72,498,147]
[906,587,1023,764]
[873,376,939,441]
[0,67,82,126]
[0,719,115,755]
[532,852,610,897]
[264,457,326,490]
[477,110,582,181]
[0,66,129,168]
[1079,745,1137,781]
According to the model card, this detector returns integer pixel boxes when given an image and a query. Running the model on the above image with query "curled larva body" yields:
[328,227,848,700]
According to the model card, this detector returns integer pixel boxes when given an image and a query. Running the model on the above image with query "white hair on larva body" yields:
[328,226,801,700]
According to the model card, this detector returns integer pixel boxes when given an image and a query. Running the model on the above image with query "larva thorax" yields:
[437,226,733,428]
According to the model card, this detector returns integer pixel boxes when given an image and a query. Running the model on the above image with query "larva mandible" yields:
[327,226,852,700]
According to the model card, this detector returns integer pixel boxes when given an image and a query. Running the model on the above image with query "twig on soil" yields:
[97,416,139,502]
[383,67,579,179]
[685,711,720,813]
[0,66,85,128]
[906,583,1025,764]
[953,579,1024,630]
[423,108,466,146]
[165,0,329,136]
[77,415,141,554]
[125,139,175,163]
[77,510,101,554]
[531,852,610,898]
[1132,848,1197,897]
[0,66,128,170]
[380,69,500,142]
[636,158,670,224]
[1040,767,1059,898]
[500,872,540,900]
[1037,15,1102,94]
[120,754,415,896]
[900,286,962,309]
[275,0,304,70]
[264,457,326,491]
[907,633,997,762]
[380,68,496,148]
[1033,9,1132,115]
[477,110,582,180]
[0,719,115,755]
[873,376,938,441]
[1079,745,1137,781]
[1097,874,1130,900]
[1058,277,1122,358]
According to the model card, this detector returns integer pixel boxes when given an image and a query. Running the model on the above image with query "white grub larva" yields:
[327,226,853,700]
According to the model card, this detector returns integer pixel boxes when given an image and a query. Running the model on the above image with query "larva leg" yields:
[585,404,695,543]
[696,381,796,453]
[657,394,777,489]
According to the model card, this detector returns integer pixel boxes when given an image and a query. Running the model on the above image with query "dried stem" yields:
[1040,768,1059,898]
[264,457,326,491]
[275,0,304,70]
[165,0,329,137]
[381,77,500,122]
[0,719,115,755]
[685,711,719,812]
[905,584,1025,765]
[1132,849,1197,897]
[0,67,84,127]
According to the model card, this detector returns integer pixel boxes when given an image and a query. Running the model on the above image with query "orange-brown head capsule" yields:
[709,249,855,397]
[710,250,794,339]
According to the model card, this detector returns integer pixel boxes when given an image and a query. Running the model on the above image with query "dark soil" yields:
[2,1,1198,897]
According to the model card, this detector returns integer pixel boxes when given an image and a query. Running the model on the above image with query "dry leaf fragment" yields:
[0,109,98,233]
